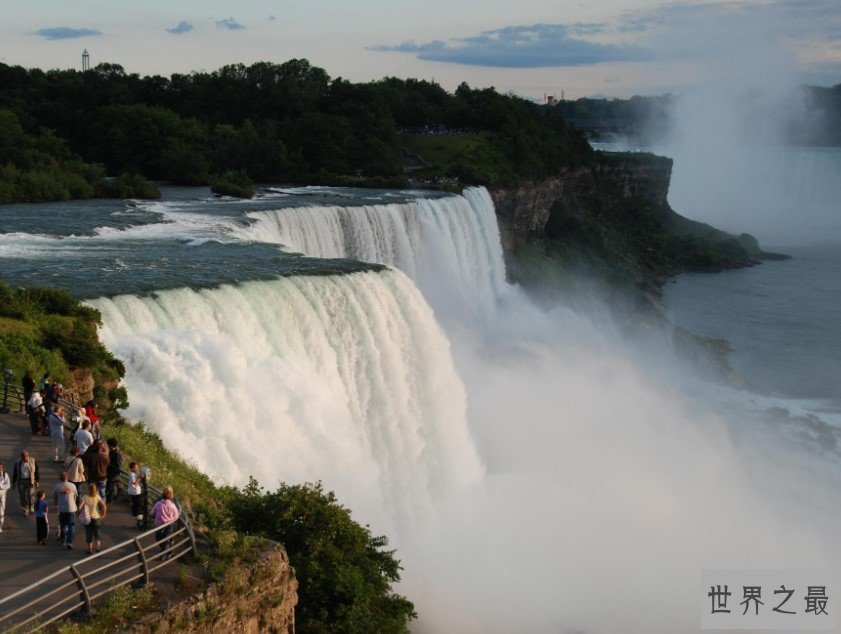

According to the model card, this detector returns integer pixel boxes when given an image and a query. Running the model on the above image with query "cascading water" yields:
[79,184,841,633]
[235,187,509,316]
[89,269,483,528]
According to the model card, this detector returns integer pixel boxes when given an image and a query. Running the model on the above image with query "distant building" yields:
[82,49,90,71]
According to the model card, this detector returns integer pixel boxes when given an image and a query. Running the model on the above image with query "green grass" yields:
[402,134,482,166]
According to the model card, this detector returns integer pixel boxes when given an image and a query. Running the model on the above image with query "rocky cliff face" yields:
[133,542,297,634]
[489,153,769,294]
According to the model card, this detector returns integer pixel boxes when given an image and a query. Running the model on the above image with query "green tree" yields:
[229,479,416,634]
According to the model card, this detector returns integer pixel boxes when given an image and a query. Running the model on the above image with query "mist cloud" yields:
[216,17,244,31]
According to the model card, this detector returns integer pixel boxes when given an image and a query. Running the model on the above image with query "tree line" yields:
[0,59,595,202]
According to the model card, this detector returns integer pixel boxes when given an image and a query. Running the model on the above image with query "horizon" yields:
[3,0,839,100]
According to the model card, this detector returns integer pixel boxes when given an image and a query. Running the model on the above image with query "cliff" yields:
[490,152,783,296]
[133,541,297,634]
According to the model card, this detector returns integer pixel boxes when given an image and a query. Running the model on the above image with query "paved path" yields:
[0,410,144,612]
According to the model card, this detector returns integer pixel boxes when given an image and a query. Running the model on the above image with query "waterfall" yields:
[235,187,509,313]
[89,269,483,527]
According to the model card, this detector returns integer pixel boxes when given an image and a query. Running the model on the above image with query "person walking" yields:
[47,405,66,462]
[12,451,39,516]
[151,485,180,561]
[0,463,10,532]
[53,473,78,550]
[105,439,123,503]
[65,447,86,497]
[34,491,48,545]
[79,484,106,555]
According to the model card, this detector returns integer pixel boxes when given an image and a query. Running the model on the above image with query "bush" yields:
[211,169,253,198]
[229,479,416,633]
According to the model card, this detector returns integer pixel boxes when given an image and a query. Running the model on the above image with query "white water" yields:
[90,269,483,529]
[91,186,841,632]
[235,187,509,318]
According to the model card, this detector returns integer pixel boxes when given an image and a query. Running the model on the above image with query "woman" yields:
[65,446,86,497]
[47,406,66,462]
[79,483,107,555]
[151,485,180,561]
[22,370,35,412]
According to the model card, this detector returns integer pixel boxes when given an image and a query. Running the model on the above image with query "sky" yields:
[1,0,839,99]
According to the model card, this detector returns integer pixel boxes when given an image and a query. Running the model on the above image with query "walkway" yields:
[0,410,149,615]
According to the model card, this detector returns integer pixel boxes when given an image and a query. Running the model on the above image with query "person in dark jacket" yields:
[84,441,109,500]
[105,438,123,503]
[22,370,35,413]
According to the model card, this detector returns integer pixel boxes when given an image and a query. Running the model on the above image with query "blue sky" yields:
[2,0,839,98]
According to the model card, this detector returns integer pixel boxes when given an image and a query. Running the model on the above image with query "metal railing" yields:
[0,515,196,632]
[2,384,199,630]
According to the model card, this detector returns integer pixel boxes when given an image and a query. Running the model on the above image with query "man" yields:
[53,472,78,549]
[26,389,45,435]
[0,463,10,532]
[11,451,39,515]
[84,441,109,500]
[105,438,123,503]
[73,420,94,455]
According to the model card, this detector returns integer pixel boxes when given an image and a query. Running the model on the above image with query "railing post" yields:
[141,478,150,530]
[183,516,198,558]
[69,563,91,617]
[134,536,150,585]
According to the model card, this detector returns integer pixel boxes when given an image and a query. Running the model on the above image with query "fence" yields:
[0,515,195,632]
[0,383,198,631]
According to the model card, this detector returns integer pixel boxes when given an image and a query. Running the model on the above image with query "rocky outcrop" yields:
[489,152,775,293]
[133,542,297,634]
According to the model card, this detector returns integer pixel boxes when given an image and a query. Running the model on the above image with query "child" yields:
[34,491,48,545]
[127,462,145,528]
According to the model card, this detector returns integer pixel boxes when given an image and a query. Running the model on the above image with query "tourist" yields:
[0,463,10,532]
[79,483,106,555]
[127,461,145,527]
[73,420,94,455]
[84,441,109,499]
[26,389,45,435]
[151,485,180,561]
[34,490,48,545]
[84,400,100,438]
[65,446,86,497]
[11,451,39,515]
[22,370,35,412]
[37,372,50,393]
[105,439,123,503]
[48,405,66,462]
[53,472,78,550]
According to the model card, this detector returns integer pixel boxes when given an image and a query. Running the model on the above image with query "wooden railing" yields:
[0,515,196,632]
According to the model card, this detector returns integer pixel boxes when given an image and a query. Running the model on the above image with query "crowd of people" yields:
[0,370,182,559]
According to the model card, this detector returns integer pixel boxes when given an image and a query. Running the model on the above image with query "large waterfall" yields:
[90,269,482,527]
[235,187,509,314]
[87,184,841,633]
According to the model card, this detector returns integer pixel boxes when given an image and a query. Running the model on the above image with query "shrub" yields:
[211,169,253,199]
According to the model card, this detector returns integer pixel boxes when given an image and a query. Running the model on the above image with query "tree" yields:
[229,479,416,634]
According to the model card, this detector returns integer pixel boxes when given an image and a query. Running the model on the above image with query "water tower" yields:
[82,49,90,71]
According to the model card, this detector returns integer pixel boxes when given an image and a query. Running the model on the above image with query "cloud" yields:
[35,27,102,40]
[166,21,194,35]
[216,17,244,31]
[371,23,650,68]
[268,15,277,22]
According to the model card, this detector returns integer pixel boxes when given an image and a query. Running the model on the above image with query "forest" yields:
[0,59,595,202]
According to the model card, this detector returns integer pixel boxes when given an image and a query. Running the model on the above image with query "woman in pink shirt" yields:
[151,485,180,561]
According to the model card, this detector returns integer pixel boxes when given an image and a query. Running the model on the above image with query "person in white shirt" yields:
[27,390,44,435]
[0,463,10,532]
[73,420,94,455]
